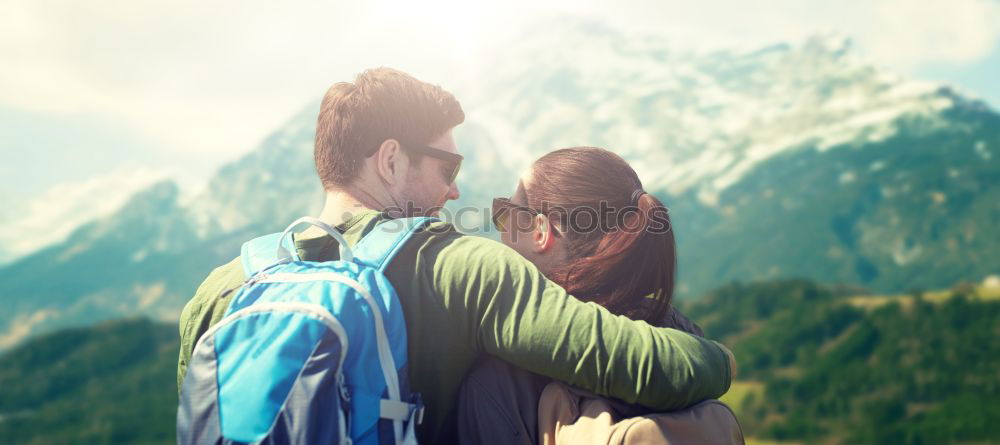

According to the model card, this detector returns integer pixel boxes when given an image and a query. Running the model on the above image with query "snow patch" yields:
[0,309,57,350]
[892,239,923,265]
[974,140,992,160]
[839,171,857,184]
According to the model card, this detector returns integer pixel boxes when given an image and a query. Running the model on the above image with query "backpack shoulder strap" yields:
[240,232,298,278]
[240,216,356,278]
[353,217,439,272]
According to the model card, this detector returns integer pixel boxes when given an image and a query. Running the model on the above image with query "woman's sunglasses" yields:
[492,197,562,236]
[405,144,463,185]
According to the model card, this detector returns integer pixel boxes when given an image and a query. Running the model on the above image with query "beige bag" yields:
[538,382,745,445]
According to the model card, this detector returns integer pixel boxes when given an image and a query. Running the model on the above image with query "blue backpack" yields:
[178,216,434,445]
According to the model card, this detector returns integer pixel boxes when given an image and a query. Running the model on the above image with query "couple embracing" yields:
[176,67,740,445]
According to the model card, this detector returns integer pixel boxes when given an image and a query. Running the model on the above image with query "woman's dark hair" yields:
[523,147,676,324]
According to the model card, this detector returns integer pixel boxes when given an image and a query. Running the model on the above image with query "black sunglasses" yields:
[405,144,463,185]
[491,197,562,236]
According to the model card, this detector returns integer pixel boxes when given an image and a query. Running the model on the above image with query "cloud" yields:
[865,0,1000,67]
[589,0,1000,68]
[1,0,998,168]
[0,167,169,264]
[0,0,376,161]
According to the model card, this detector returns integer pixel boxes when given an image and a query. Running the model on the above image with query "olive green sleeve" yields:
[176,257,245,393]
[430,235,733,410]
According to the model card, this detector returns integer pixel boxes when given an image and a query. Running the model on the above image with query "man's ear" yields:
[532,214,557,253]
[373,139,404,185]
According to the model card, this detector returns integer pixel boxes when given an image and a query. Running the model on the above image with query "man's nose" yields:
[447,181,461,201]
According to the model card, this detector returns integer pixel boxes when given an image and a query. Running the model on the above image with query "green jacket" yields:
[178,211,733,443]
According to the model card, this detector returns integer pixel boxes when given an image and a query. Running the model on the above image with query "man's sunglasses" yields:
[492,197,562,236]
[405,144,463,185]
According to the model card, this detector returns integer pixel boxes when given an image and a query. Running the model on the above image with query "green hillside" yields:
[0,319,177,445]
[684,279,1000,444]
[2,279,998,444]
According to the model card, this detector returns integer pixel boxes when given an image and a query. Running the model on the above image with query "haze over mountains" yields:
[1,21,997,349]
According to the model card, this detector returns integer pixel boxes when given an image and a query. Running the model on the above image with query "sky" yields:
[1,0,999,261]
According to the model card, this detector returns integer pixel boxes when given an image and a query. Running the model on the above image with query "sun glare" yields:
[370,0,494,56]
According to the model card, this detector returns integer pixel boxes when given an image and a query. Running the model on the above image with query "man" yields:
[177,67,735,444]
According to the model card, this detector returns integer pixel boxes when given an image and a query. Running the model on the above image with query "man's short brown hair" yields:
[314,67,465,189]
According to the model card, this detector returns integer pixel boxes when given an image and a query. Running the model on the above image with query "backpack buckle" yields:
[410,393,425,425]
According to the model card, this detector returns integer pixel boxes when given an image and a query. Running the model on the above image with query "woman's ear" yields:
[374,139,404,185]
[531,214,558,253]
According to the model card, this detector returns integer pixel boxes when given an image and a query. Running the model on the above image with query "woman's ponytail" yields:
[529,148,676,325]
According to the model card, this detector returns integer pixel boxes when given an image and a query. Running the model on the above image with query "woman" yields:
[457,147,709,444]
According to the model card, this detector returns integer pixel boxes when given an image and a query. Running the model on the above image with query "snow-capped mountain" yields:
[1,21,997,349]
[184,103,325,239]
[451,21,998,296]
[460,22,967,205]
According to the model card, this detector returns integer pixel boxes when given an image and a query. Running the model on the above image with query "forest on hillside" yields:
[1,279,998,444]
[685,279,1000,444]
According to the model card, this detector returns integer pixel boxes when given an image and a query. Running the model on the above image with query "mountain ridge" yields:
[0,22,996,349]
